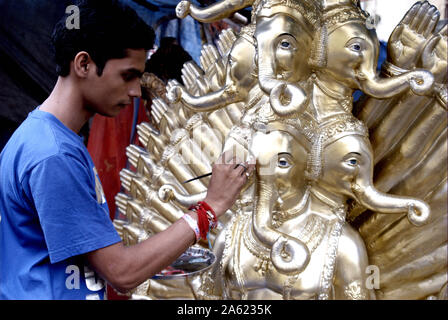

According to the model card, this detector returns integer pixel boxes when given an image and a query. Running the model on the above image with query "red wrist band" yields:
[198,201,217,228]
[188,201,217,241]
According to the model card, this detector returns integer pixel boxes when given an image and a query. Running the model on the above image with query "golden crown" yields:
[323,4,369,30]
[253,0,322,31]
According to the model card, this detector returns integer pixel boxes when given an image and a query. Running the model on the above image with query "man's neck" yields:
[40,77,93,134]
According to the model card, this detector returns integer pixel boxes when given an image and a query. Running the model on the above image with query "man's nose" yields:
[129,80,142,98]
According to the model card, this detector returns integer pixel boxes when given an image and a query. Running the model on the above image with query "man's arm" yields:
[87,152,255,293]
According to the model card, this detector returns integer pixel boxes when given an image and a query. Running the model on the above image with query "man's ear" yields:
[73,51,92,78]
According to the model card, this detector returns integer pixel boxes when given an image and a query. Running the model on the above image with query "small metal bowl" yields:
[152,247,216,280]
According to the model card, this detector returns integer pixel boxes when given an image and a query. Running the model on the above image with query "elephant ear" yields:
[348,46,447,299]
[112,28,250,300]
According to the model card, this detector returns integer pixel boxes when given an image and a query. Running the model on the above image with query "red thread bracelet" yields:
[189,201,217,241]
[198,201,217,228]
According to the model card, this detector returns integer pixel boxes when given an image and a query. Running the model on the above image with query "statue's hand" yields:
[217,28,237,57]
[182,62,209,95]
[421,24,447,83]
[176,1,191,19]
[388,2,440,69]
[201,44,226,89]
[203,61,227,92]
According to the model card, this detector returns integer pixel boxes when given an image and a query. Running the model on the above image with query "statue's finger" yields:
[416,5,436,34]
[180,75,190,89]
[206,44,220,62]
[151,106,162,122]
[152,99,168,118]
[389,24,404,44]
[422,11,440,37]
[400,1,421,26]
[421,35,439,66]
[201,47,212,69]
[126,145,141,165]
[186,61,202,78]
[181,65,195,86]
[410,1,430,30]
[439,23,447,37]
[216,39,226,58]
[200,54,208,71]
[223,30,236,53]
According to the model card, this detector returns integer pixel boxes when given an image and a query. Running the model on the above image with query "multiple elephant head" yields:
[249,112,430,275]
[166,0,434,279]
[169,0,434,117]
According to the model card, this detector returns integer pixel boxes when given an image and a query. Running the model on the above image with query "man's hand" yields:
[204,150,255,217]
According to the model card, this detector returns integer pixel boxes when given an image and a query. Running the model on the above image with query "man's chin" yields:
[97,106,125,118]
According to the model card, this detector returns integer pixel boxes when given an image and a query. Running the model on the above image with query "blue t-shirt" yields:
[0,109,122,299]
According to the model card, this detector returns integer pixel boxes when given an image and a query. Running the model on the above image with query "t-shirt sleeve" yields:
[27,153,122,263]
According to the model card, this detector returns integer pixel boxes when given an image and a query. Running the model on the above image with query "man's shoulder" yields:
[1,112,86,180]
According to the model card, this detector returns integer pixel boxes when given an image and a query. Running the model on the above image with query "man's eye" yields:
[122,74,136,81]
[347,158,358,166]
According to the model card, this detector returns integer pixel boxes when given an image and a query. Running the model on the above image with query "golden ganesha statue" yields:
[113,0,447,300]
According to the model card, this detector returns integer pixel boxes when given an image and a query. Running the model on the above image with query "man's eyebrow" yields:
[123,68,144,77]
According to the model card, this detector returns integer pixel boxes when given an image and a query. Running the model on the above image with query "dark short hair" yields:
[52,0,155,77]
[145,37,192,83]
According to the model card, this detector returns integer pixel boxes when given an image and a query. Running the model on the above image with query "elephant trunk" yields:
[253,180,310,274]
[158,184,207,208]
[356,68,434,98]
[258,51,307,117]
[167,81,244,112]
[351,180,430,227]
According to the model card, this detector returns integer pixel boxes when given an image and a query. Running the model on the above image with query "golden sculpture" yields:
[113,0,447,300]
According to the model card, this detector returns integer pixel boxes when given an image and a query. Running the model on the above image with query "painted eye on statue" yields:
[281,41,290,48]
[346,38,365,53]
[277,34,297,52]
[277,155,292,168]
[350,43,362,51]
[346,158,358,166]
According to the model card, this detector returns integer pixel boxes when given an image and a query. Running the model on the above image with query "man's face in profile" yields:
[83,48,147,117]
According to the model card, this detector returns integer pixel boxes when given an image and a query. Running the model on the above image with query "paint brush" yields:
[182,172,212,184]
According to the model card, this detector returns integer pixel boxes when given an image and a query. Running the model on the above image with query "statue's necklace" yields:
[309,187,347,221]
[312,75,353,114]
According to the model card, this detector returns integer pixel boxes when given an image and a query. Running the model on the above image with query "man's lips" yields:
[118,101,132,107]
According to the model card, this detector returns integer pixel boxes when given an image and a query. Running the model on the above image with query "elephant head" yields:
[249,114,430,275]
[311,115,430,227]
[311,2,434,98]
[167,27,258,112]
[253,0,320,117]
[250,121,313,274]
